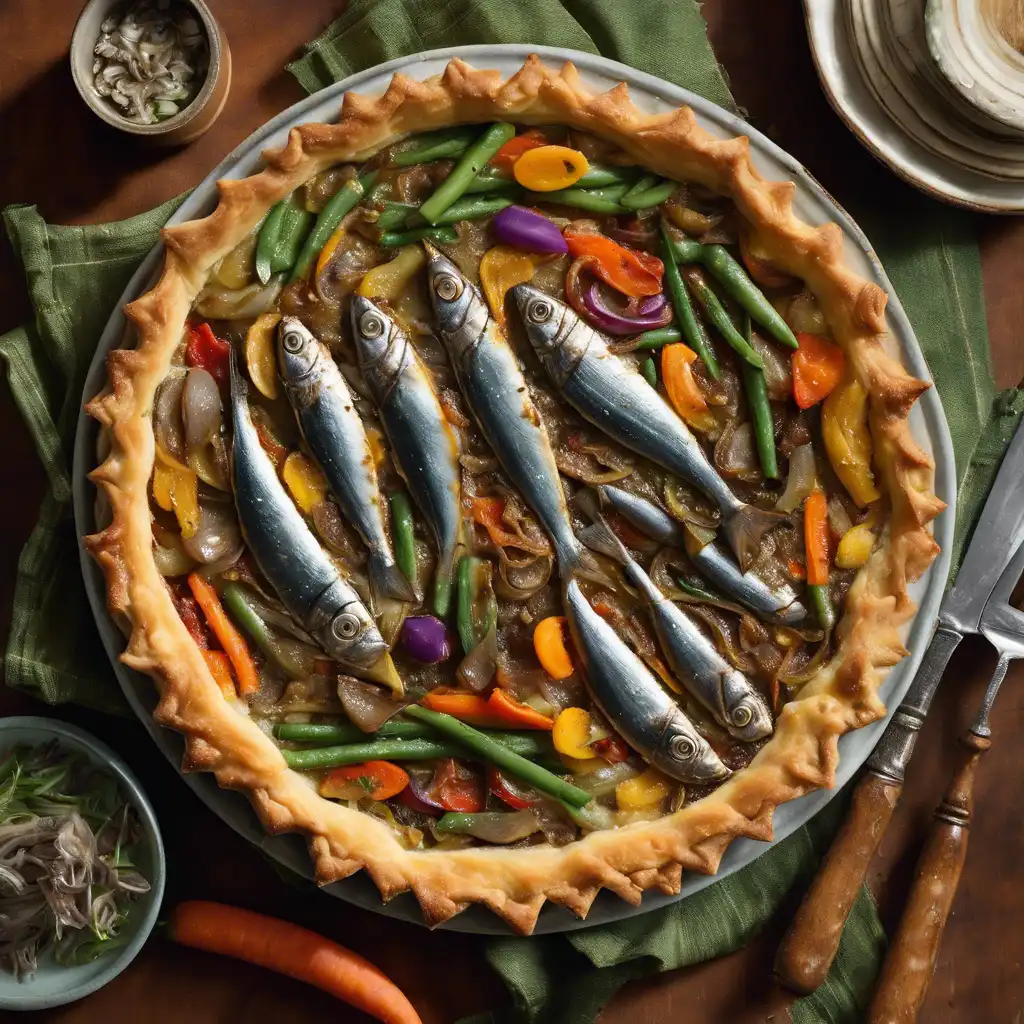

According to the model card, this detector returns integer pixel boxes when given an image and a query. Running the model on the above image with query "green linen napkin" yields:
[4,1,1022,1021]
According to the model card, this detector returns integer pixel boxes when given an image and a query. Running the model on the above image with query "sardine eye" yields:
[360,312,385,339]
[526,298,553,324]
[434,274,462,302]
[283,331,305,355]
[731,705,753,728]
[670,734,697,761]
[332,613,361,640]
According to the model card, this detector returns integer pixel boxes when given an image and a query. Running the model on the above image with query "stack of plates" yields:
[804,0,1024,212]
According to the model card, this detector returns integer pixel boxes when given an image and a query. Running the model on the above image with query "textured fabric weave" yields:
[2,2,1018,1022]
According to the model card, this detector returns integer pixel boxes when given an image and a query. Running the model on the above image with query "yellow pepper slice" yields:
[357,245,426,300]
[836,523,877,569]
[315,223,347,279]
[245,312,282,399]
[553,707,597,760]
[822,379,882,507]
[615,768,673,811]
[479,246,541,327]
[513,145,590,191]
[282,452,328,513]
[154,444,199,539]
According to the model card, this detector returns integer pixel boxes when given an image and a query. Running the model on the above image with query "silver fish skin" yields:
[277,317,415,608]
[562,579,730,782]
[578,515,773,742]
[598,485,807,626]
[350,296,462,614]
[228,350,386,668]
[423,242,592,578]
[513,284,783,571]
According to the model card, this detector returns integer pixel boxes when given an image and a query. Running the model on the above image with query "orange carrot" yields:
[169,901,421,1024]
[791,332,845,409]
[188,573,260,695]
[422,690,501,726]
[803,490,831,586]
[533,616,574,680]
[488,688,555,731]
[320,761,409,801]
[200,649,236,699]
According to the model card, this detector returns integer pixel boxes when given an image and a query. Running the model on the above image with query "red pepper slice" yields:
[169,585,211,649]
[431,758,485,813]
[791,332,845,410]
[186,322,231,386]
[487,766,538,810]
[592,735,630,764]
[490,130,548,172]
[564,232,664,298]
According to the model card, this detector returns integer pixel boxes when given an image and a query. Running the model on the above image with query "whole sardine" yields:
[598,485,806,626]
[277,318,415,609]
[423,242,599,580]
[578,515,773,742]
[563,579,730,782]
[228,350,386,669]
[513,284,783,571]
[350,296,463,616]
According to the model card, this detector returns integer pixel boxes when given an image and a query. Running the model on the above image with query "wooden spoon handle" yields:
[775,770,901,993]
[866,730,990,1024]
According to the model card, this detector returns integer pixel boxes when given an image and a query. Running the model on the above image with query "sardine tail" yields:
[722,504,787,573]
[577,519,629,566]
[557,537,618,589]
[369,553,417,607]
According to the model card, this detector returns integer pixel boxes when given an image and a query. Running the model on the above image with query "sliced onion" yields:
[782,290,828,336]
[406,768,444,815]
[311,500,365,566]
[714,421,760,481]
[460,453,499,474]
[455,623,498,692]
[776,443,816,513]
[154,370,186,462]
[491,205,568,254]
[531,801,578,846]
[181,501,242,564]
[439,810,541,844]
[556,436,635,484]
[153,533,195,577]
[539,674,585,712]
[183,367,223,452]
[574,761,640,797]
[566,258,672,335]
[604,215,658,249]
[194,276,284,319]
[664,478,719,529]
[495,656,549,702]
[495,552,553,602]
[828,495,854,537]
[338,676,405,733]
[748,331,792,401]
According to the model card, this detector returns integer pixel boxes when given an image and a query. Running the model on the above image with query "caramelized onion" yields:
[776,443,816,513]
[182,500,242,565]
[663,479,719,529]
[311,500,365,566]
[495,552,553,601]
[781,290,828,336]
[183,367,222,452]
[456,623,498,692]
[748,331,792,401]
[194,276,284,319]
[154,370,187,462]
[338,676,404,732]
[556,435,635,484]
[153,532,195,577]
[714,421,760,481]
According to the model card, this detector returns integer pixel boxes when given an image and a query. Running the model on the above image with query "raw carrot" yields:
[169,901,421,1024]
[200,649,235,699]
[188,573,260,695]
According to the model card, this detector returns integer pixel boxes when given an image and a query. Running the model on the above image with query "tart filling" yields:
[87,57,943,933]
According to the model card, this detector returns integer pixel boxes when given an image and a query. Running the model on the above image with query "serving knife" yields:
[775,413,1024,995]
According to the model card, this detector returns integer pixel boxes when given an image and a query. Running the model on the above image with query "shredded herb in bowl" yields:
[0,742,151,980]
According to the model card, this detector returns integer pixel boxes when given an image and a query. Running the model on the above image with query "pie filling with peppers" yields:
[87,57,942,933]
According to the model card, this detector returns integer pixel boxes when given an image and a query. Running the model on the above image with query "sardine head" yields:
[324,602,388,668]
[350,295,393,368]
[424,241,474,335]
[512,283,562,354]
[658,716,731,782]
[277,317,321,383]
[723,683,774,743]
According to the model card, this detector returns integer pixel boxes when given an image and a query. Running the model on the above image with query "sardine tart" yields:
[86,55,944,934]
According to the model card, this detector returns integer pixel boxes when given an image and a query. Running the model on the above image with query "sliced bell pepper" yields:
[479,246,540,327]
[564,232,663,298]
[170,586,211,648]
[421,690,500,727]
[281,452,328,514]
[201,649,236,699]
[835,522,876,569]
[431,758,485,813]
[661,343,717,433]
[488,688,555,731]
[592,735,630,764]
[791,332,846,409]
[187,573,261,696]
[803,490,831,587]
[552,707,597,760]
[315,223,347,279]
[533,616,574,680]
[490,130,549,172]
[357,244,426,300]
[244,313,282,400]
[616,768,672,811]
[821,379,882,507]
[186,322,231,387]
[468,495,549,555]
[153,444,200,539]
[512,145,589,191]
[319,760,409,802]
[487,766,538,810]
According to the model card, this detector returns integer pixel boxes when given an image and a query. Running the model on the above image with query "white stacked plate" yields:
[804,0,1024,212]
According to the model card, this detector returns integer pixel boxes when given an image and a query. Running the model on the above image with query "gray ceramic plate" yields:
[71,44,956,935]
[0,718,165,1010]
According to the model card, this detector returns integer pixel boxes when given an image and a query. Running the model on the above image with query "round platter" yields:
[72,44,956,935]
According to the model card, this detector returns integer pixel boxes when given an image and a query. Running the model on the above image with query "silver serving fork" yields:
[867,539,1024,1023]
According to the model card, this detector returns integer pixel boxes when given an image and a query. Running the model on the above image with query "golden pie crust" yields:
[86,55,944,934]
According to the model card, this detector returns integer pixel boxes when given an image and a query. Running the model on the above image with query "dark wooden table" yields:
[2,3,1023,1021]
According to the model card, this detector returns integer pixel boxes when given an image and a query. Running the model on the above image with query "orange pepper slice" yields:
[564,232,663,297]
[803,490,831,586]
[487,689,555,731]
[533,616,574,680]
[791,332,846,409]
[661,343,717,433]
[421,690,502,727]
[490,130,548,172]
[513,145,590,191]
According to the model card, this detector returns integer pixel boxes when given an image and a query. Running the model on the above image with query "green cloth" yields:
[3,0,1020,1021]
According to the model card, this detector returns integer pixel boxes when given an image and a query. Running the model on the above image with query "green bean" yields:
[622,179,677,210]
[419,123,516,224]
[622,173,658,203]
[660,225,720,380]
[807,583,835,632]
[640,356,658,388]
[268,198,314,278]
[682,266,764,370]
[404,706,592,808]
[405,193,517,228]
[635,327,682,350]
[290,172,376,283]
[526,184,628,214]
[388,492,417,592]
[676,574,723,604]
[670,238,705,264]
[456,555,496,654]
[222,583,307,679]
[456,556,475,656]
[740,315,779,480]
[274,721,432,744]
[700,244,799,350]
[380,225,458,248]
[576,164,637,188]
[283,739,466,771]
[465,167,518,194]
[376,202,419,231]
[254,200,289,284]
[392,127,478,167]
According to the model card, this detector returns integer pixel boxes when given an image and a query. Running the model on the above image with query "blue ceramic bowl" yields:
[0,717,165,1010]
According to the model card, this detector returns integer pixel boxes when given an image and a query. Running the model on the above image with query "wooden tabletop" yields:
[2,2,1023,1021]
